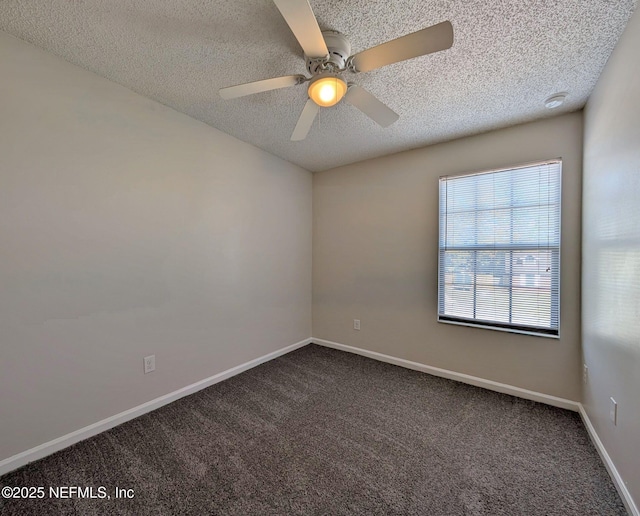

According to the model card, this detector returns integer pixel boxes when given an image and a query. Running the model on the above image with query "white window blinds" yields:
[438,160,561,337]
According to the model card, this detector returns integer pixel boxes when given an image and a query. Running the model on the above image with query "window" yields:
[438,160,561,337]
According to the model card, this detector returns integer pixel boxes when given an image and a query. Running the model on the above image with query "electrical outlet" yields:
[353,319,360,330]
[583,364,588,383]
[144,355,156,374]
[609,397,617,425]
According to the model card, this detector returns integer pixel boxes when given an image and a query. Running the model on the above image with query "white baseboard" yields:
[578,404,638,516]
[312,339,580,411]
[0,337,312,477]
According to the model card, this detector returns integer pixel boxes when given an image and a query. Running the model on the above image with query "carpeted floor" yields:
[0,344,626,515]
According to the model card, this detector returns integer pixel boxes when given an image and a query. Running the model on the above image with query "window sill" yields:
[437,316,560,339]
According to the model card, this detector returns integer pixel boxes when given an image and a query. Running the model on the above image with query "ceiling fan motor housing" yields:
[306,31,351,74]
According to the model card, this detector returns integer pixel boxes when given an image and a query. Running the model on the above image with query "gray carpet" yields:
[0,344,626,515]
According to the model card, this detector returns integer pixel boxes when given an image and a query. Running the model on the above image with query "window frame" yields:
[437,159,562,339]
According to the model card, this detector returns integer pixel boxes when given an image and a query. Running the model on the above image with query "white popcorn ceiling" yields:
[0,0,637,171]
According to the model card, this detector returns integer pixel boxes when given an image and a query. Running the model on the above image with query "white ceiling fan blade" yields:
[291,99,319,141]
[344,85,399,127]
[350,21,453,73]
[273,0,329,58]
[219,75,305,100]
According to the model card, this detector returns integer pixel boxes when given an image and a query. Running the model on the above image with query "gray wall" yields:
[583,6,640,508]
[0,32,312,462]
[313,112,583,401]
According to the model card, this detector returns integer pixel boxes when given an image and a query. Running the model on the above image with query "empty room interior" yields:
[1,0,639,514]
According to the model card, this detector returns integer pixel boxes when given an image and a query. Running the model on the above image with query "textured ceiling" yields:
[0,1,637,171]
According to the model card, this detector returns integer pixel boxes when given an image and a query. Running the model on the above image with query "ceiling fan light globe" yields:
[308,76,347,107]
[319,84,336,103]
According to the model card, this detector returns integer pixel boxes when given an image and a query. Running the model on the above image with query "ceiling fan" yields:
[219,0,454,141]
